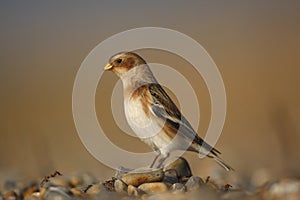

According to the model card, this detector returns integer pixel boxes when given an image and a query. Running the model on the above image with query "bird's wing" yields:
[147,83,220,155]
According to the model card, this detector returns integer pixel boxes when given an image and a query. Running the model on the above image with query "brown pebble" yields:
[47,176,68,187]
[24,192,42,200]
[39,187,47,197]
[85,183,105,195]
[3,191,18,200]
[138,182,168,194]
[127,185,144,196]
[70,187,84,196]
[69,176,81,187]
[114,179,127,194]
[121,168,163,187]
[22,184,39,198]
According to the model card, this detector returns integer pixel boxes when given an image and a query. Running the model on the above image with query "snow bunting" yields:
[104,52,232,171]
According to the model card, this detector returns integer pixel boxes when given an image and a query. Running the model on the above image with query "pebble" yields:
[22,183,39,198]
[185,176,204,191]
[162,174,178,184]
[69,176,81,188]
[85,183,106,196]
[164,157,192,178]
[42,186,73,200]
[85,183,121,199]
[121,168,164,187]
[114,179,127,194]
[69,187,84,197]
[44,177,68,188]
[3,191,18,200]
[24,192,42,200]
[170,183,186,193]
[138,182,168,194]
[127,185,144,196]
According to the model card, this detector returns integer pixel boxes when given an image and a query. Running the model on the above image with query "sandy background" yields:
[1,1,299,184]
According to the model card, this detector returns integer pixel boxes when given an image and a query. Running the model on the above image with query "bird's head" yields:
[104,52,147,77]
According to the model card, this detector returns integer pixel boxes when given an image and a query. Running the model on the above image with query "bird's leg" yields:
[150,152,160,168]
[156,153,170,168]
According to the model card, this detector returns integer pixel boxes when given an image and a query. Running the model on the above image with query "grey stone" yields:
[185,176,204,191]
[162,174,179,184]
[43,186,73,200]
[170,183,186,193]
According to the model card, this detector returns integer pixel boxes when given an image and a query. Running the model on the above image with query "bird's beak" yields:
[104,63,113,71]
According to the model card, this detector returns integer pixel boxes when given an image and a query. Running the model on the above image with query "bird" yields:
[104,51,233,171]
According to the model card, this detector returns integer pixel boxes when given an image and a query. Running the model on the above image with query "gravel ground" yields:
[1,158,300,200]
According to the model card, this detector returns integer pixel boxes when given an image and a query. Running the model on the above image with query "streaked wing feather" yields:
[148,83,220,155]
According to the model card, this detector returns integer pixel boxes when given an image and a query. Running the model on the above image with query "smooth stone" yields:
[185,176,204,191]
[68,176,81,187]
[127,185,144,196]
[170,183,186,193]
[164,157,192,178]
[138,182,168,194]
[121,168,164,187]
[3,191,18,200]
[114,179,127,194]
[43,186,73,200]
[162,174,179,184]
[22,183,39,198]
[24,192,42,200]
[44,177,68,188]
[69,188,84,196]
[85,183,120,199]
[85,183,105,195]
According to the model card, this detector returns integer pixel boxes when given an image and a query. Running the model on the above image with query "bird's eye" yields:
[115,58,122,64]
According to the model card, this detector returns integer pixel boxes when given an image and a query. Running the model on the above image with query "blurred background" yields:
[1,0,299,186]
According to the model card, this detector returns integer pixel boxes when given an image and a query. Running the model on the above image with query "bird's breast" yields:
[124,97,162,139]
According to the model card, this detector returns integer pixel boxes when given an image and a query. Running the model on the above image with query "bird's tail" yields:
[211,155,234,171]
[199,146,234,171]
